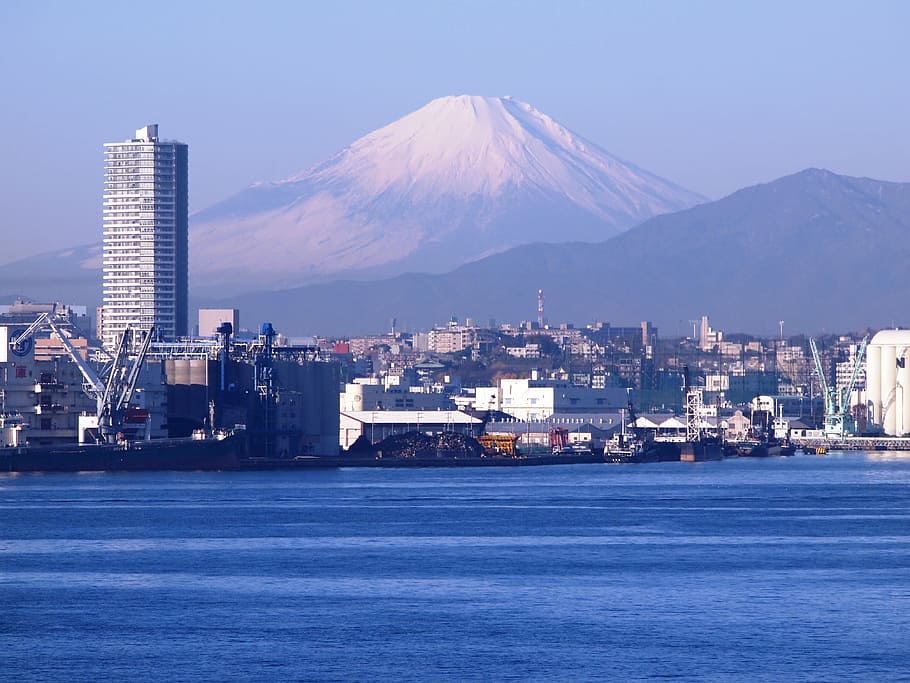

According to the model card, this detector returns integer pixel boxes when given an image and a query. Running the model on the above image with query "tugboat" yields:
[736,413,795,457]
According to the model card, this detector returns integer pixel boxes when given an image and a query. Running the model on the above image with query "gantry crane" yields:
[809,335,868,438]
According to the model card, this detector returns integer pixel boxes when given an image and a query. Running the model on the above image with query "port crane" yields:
[809,336,868,438]
[52,322,155,443]
[7,309,155,443]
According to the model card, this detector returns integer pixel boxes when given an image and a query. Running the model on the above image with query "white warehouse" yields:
[865,329,910,436]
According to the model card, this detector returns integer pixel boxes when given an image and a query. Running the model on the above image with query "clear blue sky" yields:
[1,0,907,262]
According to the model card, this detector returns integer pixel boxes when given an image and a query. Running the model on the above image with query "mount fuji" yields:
[190,95,705,292]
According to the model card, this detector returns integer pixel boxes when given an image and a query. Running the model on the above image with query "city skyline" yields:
[1,1,908,263]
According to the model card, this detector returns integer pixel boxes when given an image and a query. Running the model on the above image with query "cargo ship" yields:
[679,438,724,462]
[0,432,244,473]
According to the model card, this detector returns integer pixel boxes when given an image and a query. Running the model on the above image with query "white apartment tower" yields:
[101,124,188,349]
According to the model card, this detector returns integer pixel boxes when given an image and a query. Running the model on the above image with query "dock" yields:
[790,436,910,451]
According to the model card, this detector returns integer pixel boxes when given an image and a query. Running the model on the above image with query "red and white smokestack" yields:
[537,289,544,327]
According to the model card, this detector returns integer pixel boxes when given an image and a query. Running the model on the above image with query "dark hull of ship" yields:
[0,441,613,473]
[738,442,797,458]
[680,440,724,462]
[606,441,681,464]
[0,436,243,473]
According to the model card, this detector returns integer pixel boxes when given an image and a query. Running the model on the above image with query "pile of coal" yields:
[373,431,484,459]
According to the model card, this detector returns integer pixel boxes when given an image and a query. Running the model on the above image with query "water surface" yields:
[2,453,909,681]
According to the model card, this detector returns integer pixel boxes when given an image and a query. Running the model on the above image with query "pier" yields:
[790,436,910,452]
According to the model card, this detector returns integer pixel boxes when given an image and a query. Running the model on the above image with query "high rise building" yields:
[101,124,188,349]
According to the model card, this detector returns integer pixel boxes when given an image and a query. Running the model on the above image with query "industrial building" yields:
[865,329,910,436]
[152,329,341,457]
[0,325,96,445]
[0,322,167,446]
[340,377,453,413]
[339,410,482,450]
[102,124,188,348]
[484,413,625,452]
[1,300,92,334]
[1,310,341,456]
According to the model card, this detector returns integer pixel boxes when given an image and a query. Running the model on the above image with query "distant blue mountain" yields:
[5,169,908,337]
[203,169,910,336]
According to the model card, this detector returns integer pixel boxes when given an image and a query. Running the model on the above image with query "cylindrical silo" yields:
[164,359,177,386]
[172,360,191,386]
[881,344,897,435]
[189,359,207,386]
[900,350,910,436]
[866,331,910,436]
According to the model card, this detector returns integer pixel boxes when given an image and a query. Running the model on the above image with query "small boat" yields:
[737,438,793,457]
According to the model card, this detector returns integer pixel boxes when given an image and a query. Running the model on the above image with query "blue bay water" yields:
[2,453,910,681]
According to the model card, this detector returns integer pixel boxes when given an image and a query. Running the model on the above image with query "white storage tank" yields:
[867,330,910,436]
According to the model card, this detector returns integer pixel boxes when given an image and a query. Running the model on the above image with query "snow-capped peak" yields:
[190,95,704,293]
[282,95,668,204]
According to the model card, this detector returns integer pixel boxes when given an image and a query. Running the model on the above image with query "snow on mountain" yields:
[190,95,705,292]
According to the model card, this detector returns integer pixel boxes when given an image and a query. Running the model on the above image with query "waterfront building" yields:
[0,324,169,445]
[340,377,454,413]
[101,124,188,349]
[339,410,482,449]
[484,413,624,452]
[0,326,97,445]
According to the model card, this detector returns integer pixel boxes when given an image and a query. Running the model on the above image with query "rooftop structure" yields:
[198,309,239,338]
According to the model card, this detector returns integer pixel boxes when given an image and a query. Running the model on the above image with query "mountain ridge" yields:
[3,169,907,337]
[189,95,705,291]
[202,168,910,336]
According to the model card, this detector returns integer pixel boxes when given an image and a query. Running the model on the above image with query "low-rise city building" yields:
[473,376,629,420]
